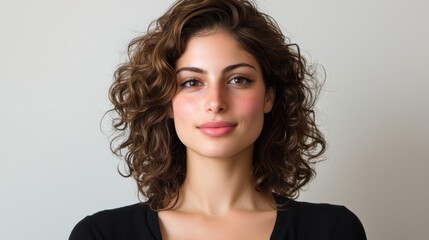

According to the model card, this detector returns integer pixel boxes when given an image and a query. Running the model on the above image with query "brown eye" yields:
[228,75,252,86]
[180,79,203,88]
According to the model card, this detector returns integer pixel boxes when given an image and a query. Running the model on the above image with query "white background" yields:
[1,0,428,239]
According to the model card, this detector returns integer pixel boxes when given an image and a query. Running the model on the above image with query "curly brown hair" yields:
[109,0,326,210]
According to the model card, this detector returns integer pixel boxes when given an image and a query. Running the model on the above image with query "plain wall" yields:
[1,0,428,239]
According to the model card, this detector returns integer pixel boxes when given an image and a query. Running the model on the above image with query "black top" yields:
[69,197,366,240]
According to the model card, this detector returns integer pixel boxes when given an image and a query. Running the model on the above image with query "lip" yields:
[197,121,237,137]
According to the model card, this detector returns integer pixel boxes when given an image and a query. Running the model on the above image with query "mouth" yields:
[197,121,238,137]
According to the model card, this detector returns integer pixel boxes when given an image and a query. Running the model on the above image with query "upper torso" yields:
[69,196,366,240]
[158,207,276,240]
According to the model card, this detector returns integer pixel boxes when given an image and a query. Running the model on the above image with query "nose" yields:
[205,85,227,113]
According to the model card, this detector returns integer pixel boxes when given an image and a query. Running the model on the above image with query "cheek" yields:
[171,95,200,144]
[238,92,266,118]
[172,95,196,119]
[237,92,266,143]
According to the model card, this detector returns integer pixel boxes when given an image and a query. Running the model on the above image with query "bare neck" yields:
[173,147,273,216]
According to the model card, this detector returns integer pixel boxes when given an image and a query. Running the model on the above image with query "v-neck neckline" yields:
[145,197,294,240]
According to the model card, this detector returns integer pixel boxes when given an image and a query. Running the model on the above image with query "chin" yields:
[187,143,254,160]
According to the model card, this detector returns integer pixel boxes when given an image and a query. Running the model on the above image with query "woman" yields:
[70,0,366,239]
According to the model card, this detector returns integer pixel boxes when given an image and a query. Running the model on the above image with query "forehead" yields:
[176,30,260,71]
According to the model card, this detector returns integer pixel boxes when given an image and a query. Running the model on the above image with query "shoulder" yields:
[69,203,160,240]
[274,196,366,239]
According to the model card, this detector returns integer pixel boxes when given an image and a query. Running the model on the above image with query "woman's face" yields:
[172,30,274,160]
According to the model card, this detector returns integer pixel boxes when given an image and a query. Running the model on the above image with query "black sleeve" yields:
[67,203,159,240]
[69,216,102,240]
[331,206,366,240]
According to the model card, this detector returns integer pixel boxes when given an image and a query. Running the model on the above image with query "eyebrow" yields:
[175,63,256,74]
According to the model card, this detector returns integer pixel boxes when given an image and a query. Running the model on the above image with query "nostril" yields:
[206,86,227,113]
[208,102,227,113]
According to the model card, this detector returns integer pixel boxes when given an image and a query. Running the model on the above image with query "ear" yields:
[264,87,275,113]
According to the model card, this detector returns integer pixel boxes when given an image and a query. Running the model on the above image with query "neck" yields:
[174,146,272,215]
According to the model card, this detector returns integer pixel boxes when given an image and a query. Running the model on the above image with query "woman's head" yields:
[173,30,273,160]
[109,0,326,209]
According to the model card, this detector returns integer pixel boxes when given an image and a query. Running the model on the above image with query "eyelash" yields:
[228,74,253,86]
[178,74,253,88]
[179,78,202,88]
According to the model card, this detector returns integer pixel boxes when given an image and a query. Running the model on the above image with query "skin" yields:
[159,29,276,240]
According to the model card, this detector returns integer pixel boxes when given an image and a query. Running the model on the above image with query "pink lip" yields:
[197,121,237,137]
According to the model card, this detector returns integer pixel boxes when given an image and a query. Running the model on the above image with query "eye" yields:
[228,75,253,86]
[180,79,203,88]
